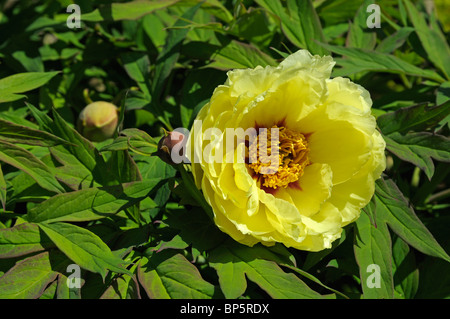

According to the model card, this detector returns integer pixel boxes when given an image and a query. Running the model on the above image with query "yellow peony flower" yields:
[187,50,386,252]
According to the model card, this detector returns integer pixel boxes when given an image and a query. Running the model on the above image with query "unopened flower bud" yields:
[156,131,186,165]
[77,101,118,142]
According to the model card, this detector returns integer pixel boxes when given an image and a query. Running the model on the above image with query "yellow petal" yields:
[297,103,376,184]
[301,201,343,236]
[210,177,275,236]
[326,129,386,224]
[326,77,372,114]
[279,50,335,79]
[226,50,334,111]
[284,163,333,217]
[201,174,259,246]
[235,73,327,131]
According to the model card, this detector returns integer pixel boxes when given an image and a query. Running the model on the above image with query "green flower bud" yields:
[77,101,118,142]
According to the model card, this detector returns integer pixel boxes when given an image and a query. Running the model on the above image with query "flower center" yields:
[247,125,310,189]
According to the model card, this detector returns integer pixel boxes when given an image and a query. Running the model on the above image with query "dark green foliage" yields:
[0,0,449,299]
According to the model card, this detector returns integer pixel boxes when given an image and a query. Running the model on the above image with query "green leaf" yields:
[0,251,62,299]
[0,223,53,258]
[0,71,59,103]
[392,236,419,299]
[0,140,64,194]
[121,52,151,98]
[107,149,143,224]
[38,222,131,279]
[354,202,394,299]
[319,43,445,82]
[315,0,364,26]
[256,0,328,55]
[26,102,54,133]
[207,40,277,70]
[82,0,178,22]
[164,207,227,252]
[7,168,54,203]
[437,81,450,105]
[302,227,348,270]
[346,0,377,50]
[39,280,57,299]
[27,179,159,223]
[383,131,450,179]
[285,0,329,55]
[107,150,142,184]
[151,3,201,104]
[280,263,349,298]
[135,154,176,211]
[183,0,233,23]
[375,177,450,262]
[100,128,158,154]
[51,108,115,186]
[50,146,99,191]
[0,163,5,211]
[403,0,450,80]
[137,251,216,299]
[376,27,414,54]
[229,8,275,47]
[100,273,141,299]
[11,51,44,73]
[0,118,73,147]
[377,101,450,135]
[209,241,322,299]
[56,273,82,299]
[180,68,226,128]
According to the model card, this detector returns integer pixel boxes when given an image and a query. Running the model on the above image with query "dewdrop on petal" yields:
[77,101,119,142]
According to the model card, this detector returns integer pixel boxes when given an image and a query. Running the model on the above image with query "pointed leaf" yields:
[209,242,322,299]
[285,0,329,55]
[51,108,115,186]
[151,3,201,104]
[208,40,277,70]
[0,251,62,299]
[354,202,394,299]
[38,222,131,279]
[404,0,450,80]
[27,179,159,223]
[0,72,59,103]
[0,118,73,147]
[346,0,377,50]
[375,178,450,262]
[392,236,419,299]
[0,223,53,258]
[319,43,445,82]
[100,274,141,299]
[377,101,450,135]
[383,132,450,179]
[50,146,99,190]
[164,207,227,252]
[137,251,215,299]
[0,140,64,194]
